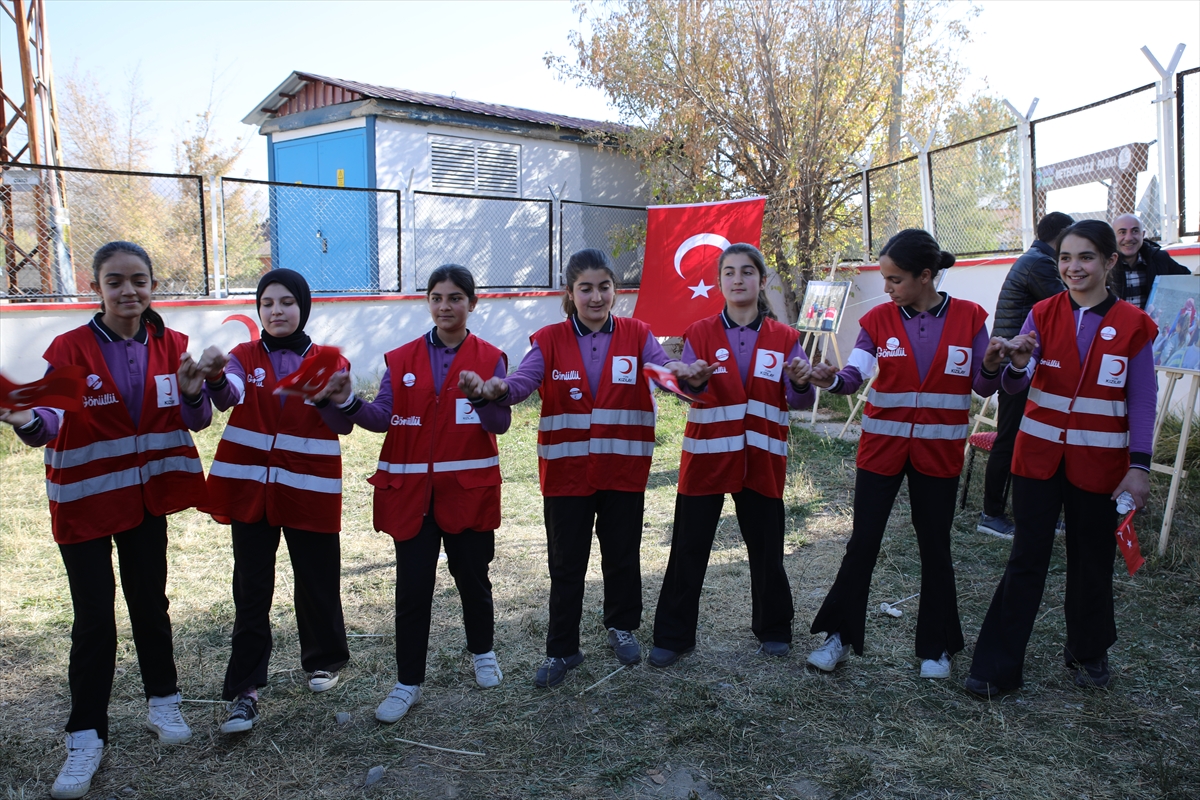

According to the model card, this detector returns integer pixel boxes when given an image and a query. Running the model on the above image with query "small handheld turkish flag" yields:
[274,347,342,399]
[642,362,694,401]
[1114,510,1145,576]
[633,197,767,336]
[0,365,86,412]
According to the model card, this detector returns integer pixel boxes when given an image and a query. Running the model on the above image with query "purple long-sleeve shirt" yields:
[341,330,511,434]
[499,315,677,405]
[1002,294,1156,467]
[16,317,211,447]
[206,341,353,435]
[826,295,1000,398]
[679,310,816,410]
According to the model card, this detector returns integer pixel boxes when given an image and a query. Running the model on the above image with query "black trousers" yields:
[58,512,178,741]
[543,490,644,657]
[222,518,349,700]
[394,515,495,685]
[983,385,1029,517]
[653,488,793,651]
[969,463,1119,689]
[811,463,964,660]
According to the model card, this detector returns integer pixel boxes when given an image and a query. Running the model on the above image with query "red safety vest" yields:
[678,315,800,498]
[533,316,656,496]
[1012,293,1157,494]
[42,324,207,544]
[856,298,987,478]
[368,334,505,541]
[204,342,347,533]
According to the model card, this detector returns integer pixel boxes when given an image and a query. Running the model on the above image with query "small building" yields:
[242,72,646,293]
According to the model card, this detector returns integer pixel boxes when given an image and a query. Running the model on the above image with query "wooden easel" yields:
[1150,367,1199,555]
[800,258,853,425]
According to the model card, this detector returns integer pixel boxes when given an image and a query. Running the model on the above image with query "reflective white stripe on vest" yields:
[911,423,969,440]
[1019,415,1065,443]
[682,435,745,454]
[222,424,275,451]
[591,408,656,427]
[209,460,268,483]
[1065,429,1129,448]
[589,438,655,457]
[687,404,747,424]
[1027,387,1073,414]
[376,461,429,474]
[861,416,913,437]
[538,413,593,432]
[867,389,917,408]
[433,456,501,472]
[745,429,787,456]
[137,429,196,452]
[268,467,342,494]
[141,455,203,481]
[274,433,341,456]
[1070,397,1127,417]
[537,440,592,460]
[46,467,142,503]
[917,393,972,410]
[46,436,137,469]
[746,399,789,425]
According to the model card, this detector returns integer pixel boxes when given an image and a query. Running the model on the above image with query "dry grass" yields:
[1,398,1197,799]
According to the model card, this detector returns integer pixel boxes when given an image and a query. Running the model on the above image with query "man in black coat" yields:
[978,212,1074,538]
[1111,213,1191,310]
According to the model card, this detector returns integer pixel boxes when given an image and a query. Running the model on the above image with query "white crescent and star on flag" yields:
[674,233,731,298]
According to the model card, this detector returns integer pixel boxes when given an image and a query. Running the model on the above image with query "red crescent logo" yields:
[953,349,969,366]
[618,357,633,375]
[222,313,261,341]
[765,353,778,369]
[1110,360,1126,376]
[162,377,174,397]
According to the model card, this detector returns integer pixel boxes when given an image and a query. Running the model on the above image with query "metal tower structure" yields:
[1,0,68,298]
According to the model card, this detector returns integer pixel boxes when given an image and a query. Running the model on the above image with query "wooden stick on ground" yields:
[394,738,485,757]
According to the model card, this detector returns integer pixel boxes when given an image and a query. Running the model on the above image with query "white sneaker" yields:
[51,729,104,800]
[473,650,503,689]
[806,632,850,672]
[375,682,421,723]
[146,692,192,744]
[920,652,952,679]
[308,670,339,693]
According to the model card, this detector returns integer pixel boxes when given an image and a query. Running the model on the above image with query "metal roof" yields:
[242,71,628,135]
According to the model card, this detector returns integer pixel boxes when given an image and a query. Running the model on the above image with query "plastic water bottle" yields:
[1116,492,1136,515]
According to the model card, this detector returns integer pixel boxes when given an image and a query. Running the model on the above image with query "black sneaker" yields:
[534,650,585,688]
[1072,656,1111,689]
[647,645,693,668]
[977,513,1015,539]
[606,628,642,665]
[220,695,258,734]
[963,675,1004,699]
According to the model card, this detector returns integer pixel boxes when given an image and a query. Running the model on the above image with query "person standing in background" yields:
[1109,213,1190,310]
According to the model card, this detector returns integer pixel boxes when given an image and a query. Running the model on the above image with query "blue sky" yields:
[22,0,1200,180]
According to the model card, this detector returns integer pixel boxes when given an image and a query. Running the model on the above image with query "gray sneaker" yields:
[375,682,421,723]
[806,632,850,672]
[51,729,103,800]
[977,513,1015,539]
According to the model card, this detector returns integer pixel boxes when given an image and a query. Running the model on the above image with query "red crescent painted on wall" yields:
[618,357,634,375]
[764,353,778,369]
[953,349,969,366]
[222,313,260,341]
[1110,360,1127,376]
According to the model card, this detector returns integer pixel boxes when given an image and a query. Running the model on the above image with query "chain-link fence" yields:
[560,200,646,286]
[1031,84,1161,232]
[865,156,922,258]
[823,178,865,263]
[930,127,1022,256]
[1,162,207,299]
[413,191,552,290]
[221,178,401,295]
[1180,67,1200,238]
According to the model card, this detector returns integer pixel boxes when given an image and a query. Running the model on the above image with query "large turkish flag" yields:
[633,197,766,336]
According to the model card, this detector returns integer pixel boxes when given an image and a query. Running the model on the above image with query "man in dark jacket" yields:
[1111,213,1191,310]
[978,212,1074,538]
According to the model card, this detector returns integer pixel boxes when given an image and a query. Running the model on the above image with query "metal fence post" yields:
[1003,98,1039,251]
[210,175,226,297]
[904,133,937,236]
[1143,44,1186,245]
[858,159,871,261]
[547,184,562,288]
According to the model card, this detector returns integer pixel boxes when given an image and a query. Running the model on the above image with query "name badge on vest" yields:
[155,374,179,408]
[456,397,481,424]
[944,345,971,377]
[753,349,784,381]
[611,355,637,385]
[1099,354,1128,388]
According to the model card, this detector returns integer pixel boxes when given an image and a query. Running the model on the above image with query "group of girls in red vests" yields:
[2,222,1156,799]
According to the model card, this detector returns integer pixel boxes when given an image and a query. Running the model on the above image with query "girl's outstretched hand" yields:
[683,359,716,389]
[0,407,33,428]
[177,353,204,399]
[983,337,1008,372]
[479,377,509,401]
[197,345,229,381]
[1112,468,1151,511]
[458,370,486,399]
[808,361,838,389]
[1006,332,1038,370]
[324,371,352,405]
[784,357,811,386]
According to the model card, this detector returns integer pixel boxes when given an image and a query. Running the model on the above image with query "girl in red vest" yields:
[648,243,816,668]
[965,220,1158,697]
[805,229,1004,680]
[469,248,684,688]
[326,264,510,723]
[0,242,209,799]
[200,269,352,734]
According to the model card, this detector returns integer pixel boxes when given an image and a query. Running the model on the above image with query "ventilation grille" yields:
[430,136,520,196]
